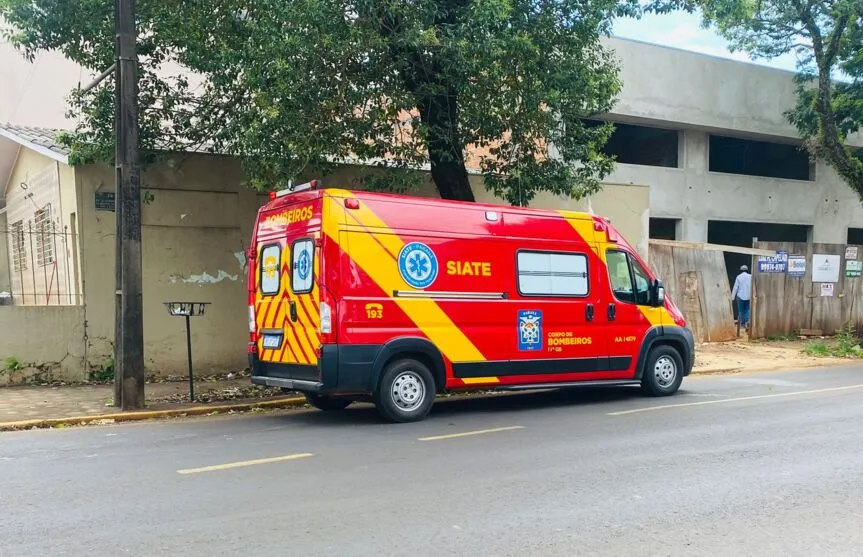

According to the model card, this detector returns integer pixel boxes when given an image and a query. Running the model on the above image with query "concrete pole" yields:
[113,0,145,409]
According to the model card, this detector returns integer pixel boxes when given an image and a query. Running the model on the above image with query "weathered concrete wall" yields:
[70,156,648,378]
[604,36,862,147]
[0,305,87,384]
[1,149,648,382]
[75,154,261,377]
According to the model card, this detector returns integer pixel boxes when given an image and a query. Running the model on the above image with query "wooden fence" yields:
[751,242,863,339]
[649,241,737,343]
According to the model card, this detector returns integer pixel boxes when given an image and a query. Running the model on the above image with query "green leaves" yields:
[1,0,645,204]
[694,0,863,198]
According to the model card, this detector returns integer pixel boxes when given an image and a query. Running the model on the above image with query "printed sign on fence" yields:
[787,255,807,277]
[757,250,787,273]
[846,260,863,278]
[812,254,841,283]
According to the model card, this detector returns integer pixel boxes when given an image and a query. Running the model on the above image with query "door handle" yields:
[289,301,298,322]
[607,303,616,321]
[586,303,594,322]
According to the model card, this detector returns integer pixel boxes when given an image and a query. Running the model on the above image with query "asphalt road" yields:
[3,366,863,557]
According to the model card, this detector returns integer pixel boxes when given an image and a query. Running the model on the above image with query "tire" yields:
[641,345,684,397]
[373,359,436,423]
[304,393,352,411]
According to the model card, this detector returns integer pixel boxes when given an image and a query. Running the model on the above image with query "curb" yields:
[691,367,744,375]
[0,396,307,432]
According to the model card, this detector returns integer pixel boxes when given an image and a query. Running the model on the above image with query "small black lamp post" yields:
[163,301,210,402]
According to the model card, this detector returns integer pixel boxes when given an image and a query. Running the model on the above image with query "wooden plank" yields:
[678,271,706,343]
[648,239,777,257]
[647,242,736,342]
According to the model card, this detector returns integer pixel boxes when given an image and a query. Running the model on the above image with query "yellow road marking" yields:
[177,453,314,474]
[608,384,863,416]
[419,426,524,442]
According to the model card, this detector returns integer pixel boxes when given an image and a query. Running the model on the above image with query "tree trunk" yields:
[417,92,475,202]
[801,10,863,198]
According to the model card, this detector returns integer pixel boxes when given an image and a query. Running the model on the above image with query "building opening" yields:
[649,218,679,240]
[584,120,680,168]
[709,135,814,181]
[848,228,863,245]
[708,220,811,320]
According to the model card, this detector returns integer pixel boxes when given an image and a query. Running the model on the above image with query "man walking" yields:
[732,264,752,331]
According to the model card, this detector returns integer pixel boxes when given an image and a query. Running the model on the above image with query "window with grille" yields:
[34,205,55,267]
[11,220,27,272]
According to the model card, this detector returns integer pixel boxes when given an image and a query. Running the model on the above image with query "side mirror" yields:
[651,279,665,307]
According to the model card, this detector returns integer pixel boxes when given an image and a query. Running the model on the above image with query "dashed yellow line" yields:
[608,384,863,416]
[177,453,314,474]
[419,426,524,442]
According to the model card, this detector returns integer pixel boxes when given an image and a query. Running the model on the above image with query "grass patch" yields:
[89,359,115,383]
[802,325,863,359]
[2,356,23,372]
[764,332,799,342]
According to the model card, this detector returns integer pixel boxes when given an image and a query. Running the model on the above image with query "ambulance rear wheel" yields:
[641,345,684,397]
[304,393,352,411]
[374,359,435,423]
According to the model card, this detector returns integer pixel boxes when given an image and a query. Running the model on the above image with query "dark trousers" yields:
[737,299,751,327]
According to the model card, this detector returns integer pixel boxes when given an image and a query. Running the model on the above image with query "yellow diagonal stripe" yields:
[325,190,485,363]
[562,212,666,328]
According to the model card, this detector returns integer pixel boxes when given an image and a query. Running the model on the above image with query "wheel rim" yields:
[653,356,678,389]
[391,370,426,412]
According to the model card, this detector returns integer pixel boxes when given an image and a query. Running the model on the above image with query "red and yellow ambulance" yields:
[248,181,694,422]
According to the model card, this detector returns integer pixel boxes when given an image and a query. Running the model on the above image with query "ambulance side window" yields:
[259,244,281,296]
[291,238,315,294]
[606,249,651,305]
[517,250,589,297]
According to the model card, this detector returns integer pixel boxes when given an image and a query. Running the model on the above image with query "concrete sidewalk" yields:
[0,344,838,431]
[0,379,304,430]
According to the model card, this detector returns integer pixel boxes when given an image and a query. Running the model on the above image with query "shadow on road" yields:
[268,385,647,427]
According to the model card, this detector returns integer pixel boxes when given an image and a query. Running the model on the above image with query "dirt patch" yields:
[694,335,848,374]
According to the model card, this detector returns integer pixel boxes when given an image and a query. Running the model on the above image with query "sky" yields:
[611,10,801,73]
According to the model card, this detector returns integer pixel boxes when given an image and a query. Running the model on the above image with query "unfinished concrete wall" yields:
[598,37,863,245]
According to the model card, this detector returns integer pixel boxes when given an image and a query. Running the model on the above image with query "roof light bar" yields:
[268,179,322,200]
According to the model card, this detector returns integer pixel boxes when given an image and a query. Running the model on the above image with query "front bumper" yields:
[681,326,696,376]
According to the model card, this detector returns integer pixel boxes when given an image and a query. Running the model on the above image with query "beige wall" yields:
[0,305,87,385]
[75,154,262,376]
[0,211,10,293]
[2,149,78,306]
[1,152,648,382]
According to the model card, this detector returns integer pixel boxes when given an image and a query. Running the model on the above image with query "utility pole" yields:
[113,0,145,409]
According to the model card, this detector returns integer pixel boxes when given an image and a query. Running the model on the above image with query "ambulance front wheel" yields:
[374,358,436,423]
[641,345,684,397]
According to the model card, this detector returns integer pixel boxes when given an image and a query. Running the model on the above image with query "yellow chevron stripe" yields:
[560,212,667,327]
[325,191,486,364]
